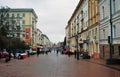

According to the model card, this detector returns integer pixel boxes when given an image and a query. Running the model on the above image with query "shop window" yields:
[118,46,120,56]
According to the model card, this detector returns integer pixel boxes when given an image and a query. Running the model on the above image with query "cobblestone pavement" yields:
[0,52,120,77]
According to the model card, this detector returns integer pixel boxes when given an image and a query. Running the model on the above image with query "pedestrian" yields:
[5,53,9,62]
[27,50,30,57]
[68,46,70,57]
[13,49,16,58]
[37,48,40,56]
[56,48,59,56]
[8,49,11,61]
[74,46,77,59]
[49,48,51,53]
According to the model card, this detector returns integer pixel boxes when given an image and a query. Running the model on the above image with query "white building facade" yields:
[99,0,120,59]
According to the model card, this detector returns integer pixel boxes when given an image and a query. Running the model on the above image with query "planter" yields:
[82,53,90,59]
[106,58,120,65]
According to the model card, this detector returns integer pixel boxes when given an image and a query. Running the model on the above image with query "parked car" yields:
[16,50,27,59]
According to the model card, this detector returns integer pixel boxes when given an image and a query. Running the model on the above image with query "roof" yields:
[68,0,83,24]
[41,34,50,41]
[8,8,38,18]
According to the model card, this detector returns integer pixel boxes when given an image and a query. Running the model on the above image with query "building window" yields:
[23,13,25,17]
[22,20,25,24]
[103,29,105,39]
[17,13,19,18]
[102,6,105,19]
[77,25,79,33]
[112,0,116,14]
[86,11,87,17]
[119,0,120,10]
[95,28,97,38]
[9,26,12,30]
[113,25,116,38]
[12,14,14,18]
[17,33,20,37]
[23,34,25,37]
[6,13,9,18]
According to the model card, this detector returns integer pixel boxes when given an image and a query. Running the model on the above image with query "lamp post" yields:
[109,0,113,59]
[7,34,13,60]
[75,35,79,60]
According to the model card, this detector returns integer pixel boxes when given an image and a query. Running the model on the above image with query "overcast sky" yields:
[0,0,79,43]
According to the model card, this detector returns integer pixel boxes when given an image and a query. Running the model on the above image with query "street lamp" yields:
[7,34,13,60]
[109,0,113,59]
[75,35,79,60]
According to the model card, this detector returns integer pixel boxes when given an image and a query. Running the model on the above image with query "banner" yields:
[25,28,30,43]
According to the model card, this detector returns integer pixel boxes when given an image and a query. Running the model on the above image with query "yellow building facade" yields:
[7,8,38,46]
[66,0,100,58]
[88,0,100,58]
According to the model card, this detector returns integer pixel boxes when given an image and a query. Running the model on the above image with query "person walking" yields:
[56,48,59,56]
[74,46,77,59]
[37,48,40,56]
[68,46,70,57]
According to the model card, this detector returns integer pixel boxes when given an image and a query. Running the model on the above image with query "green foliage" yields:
[0,26,7,36]
[0,6,29,50]
[11,38,29,49]
[0,35,9,49]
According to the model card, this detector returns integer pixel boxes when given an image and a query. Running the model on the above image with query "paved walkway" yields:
[0,52,120,77]
[85,58,120,71]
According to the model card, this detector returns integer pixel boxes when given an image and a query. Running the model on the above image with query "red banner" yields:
[25,28,30,43]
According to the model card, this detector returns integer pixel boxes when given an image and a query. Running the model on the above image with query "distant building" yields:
[5,8,38,46]
[41,34,52,49]
[36,28,43,46]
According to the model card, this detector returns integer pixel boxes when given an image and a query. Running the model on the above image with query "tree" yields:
[0,26,7,36]
[0,35,9,49]
[0,6,10,36]
[0,6,10,27]
[11,38,29,50]
[0,6,10,49]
